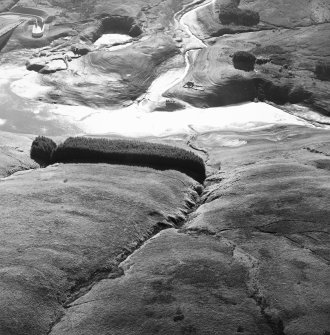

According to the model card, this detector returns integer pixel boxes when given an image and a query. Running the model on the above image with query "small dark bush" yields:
[232,51,256,71]
[219,4,260,26]
[30,136,57,166]
[50,137,206,183]
[315,62,330,81]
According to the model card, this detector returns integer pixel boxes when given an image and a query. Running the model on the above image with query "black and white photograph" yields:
[0,0,329,334]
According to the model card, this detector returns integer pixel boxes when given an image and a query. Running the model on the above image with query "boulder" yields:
[71,43,92,55]
[26,59,46,72]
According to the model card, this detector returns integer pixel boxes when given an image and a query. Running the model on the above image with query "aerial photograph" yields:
[0,0,329,334]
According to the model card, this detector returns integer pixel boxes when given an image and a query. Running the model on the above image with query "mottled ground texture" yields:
[0,163,197,335]
[0,0,329,334]
[43,126,330,335]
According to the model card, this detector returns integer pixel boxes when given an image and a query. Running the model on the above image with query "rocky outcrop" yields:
[26,53,73,74]
[26,58,46,72]
[39,34,179,107]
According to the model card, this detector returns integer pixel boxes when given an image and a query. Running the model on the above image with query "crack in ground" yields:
[46,182,203,334]
[282,234,329,264]
[184,230,286,335]
[0,167,37,181]
[187,125,209,162]
[182,223,328,334]
[231,244,286,335]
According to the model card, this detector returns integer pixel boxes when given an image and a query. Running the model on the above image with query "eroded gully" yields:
[47,1,285,334]
[46,1,216,333]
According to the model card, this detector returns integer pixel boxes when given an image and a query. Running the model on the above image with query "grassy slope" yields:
[0,131,38,177]
[188,126,330,334]
[0,163,196,335]
[48,126,330,335]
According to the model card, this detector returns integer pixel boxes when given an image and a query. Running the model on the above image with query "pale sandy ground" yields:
[94,33,132,47]
[53,102,310,137]
[0,61,318,137]
[6,61,310,137]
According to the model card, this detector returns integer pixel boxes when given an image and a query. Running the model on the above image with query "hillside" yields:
[0,0,329,334]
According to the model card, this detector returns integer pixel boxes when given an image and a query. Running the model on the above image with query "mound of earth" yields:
[31,34,179,107]
[0,162,198,335]
[0,0,329,333]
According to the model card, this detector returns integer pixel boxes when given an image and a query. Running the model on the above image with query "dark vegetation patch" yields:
[254,79,312,104]
[100,16,142,37]
[255,57,270,65]
[30,136,57,167]
[313,159,330,171]
[219,0,260,27]
[232,51,256,71]
[315,61,330,81]
[30,137,206,183]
